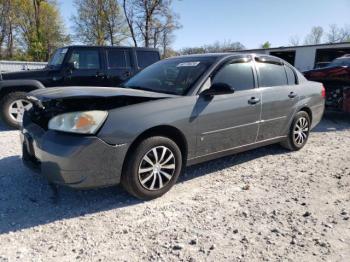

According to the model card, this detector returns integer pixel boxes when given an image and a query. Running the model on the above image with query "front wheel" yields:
[121,136,183,200]
[0,92,32,129]
[280,111,311,151]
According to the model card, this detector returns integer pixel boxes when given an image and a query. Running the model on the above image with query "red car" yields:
[303,55,350,113]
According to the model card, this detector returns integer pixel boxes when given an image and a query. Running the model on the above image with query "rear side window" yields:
[69,49,100,70]
[285,66,297,85]
[256,61,288,87]
[107,49,131,69]
[212,62,255,91]
[136,51,160,68]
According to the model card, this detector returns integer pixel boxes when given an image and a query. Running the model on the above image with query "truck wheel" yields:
[0,92,32,129]
[121,136,183,200]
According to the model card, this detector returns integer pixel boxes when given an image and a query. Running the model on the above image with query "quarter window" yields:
[107,49,131,69]
[69,49,100,70]
[257,62,288,87]
[212,62,255,91]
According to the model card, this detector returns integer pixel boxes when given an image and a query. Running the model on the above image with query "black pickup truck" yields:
[0,45,160,128]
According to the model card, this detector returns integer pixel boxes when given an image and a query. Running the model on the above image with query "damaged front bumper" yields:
[21,115,129,189]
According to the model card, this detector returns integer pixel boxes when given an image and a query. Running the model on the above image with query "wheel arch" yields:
[122,125,188,173]
[0,80,45,101]
[298,106,313,124]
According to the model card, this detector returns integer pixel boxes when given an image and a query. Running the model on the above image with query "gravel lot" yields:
[0,113,349,262]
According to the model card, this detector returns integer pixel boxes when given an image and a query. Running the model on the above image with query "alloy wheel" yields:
[293,116,309,145]
[8,99,32,123]
[138,146,176,191]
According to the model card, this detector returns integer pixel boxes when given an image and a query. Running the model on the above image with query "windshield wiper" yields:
[126,85,178,95]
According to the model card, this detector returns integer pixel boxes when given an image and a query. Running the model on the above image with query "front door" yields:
[196,58,261,157]
[63,48,104,86]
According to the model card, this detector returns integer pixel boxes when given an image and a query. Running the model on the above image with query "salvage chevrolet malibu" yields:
[21,53,325,200]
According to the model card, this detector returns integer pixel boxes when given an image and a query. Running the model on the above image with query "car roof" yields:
[165,52,281,61]
[61,45,159,52]
[336,54,350,59]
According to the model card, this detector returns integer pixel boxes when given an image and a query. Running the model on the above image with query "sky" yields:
[58,0,350,50]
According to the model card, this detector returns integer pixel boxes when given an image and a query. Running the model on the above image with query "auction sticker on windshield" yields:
[177,62,200,67]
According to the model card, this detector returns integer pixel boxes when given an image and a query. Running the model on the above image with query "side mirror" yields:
[201,82,235,97]
[67,61,78,71]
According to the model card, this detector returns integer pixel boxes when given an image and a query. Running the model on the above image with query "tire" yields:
[280,111,311,151]
[121,136,183,200]
[0,92,32,129]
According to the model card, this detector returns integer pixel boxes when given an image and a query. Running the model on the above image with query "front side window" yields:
[136,51,160,69]
[124,57,215,95]
[212,61,255,91]
[256,61,288,87]
[69,49,100,70]
[107,49,131,69]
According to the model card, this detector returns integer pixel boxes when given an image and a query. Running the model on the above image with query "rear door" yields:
[104,48,134,86]
[63,47,104,86]
[196,57,261,156]
[255,56,299,141]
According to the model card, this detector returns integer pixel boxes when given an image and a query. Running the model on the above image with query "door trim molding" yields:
[201,116,286,136]
[202,121,259,135]
[190,135,287,161]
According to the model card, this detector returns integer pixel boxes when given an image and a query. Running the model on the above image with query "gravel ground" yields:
[0,112,349,262]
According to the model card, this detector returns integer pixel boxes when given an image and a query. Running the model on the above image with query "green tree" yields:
[15,0,70,61]
[261,41,271,49]
[0,0,17,59]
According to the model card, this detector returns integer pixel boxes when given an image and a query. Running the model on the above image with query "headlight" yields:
[48,111,108,134]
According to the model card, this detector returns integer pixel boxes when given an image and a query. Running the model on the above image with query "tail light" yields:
[321,85,326,98]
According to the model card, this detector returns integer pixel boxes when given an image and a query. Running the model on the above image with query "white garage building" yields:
[238,42,350,72]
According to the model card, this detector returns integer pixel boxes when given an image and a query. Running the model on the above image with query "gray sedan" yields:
[21,53,325,200]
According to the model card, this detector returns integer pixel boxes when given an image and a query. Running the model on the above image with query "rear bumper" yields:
[310,102,325,129]
[21,120,128,189]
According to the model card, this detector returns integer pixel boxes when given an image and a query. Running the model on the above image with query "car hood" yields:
[1,68,50,80]
[29,86,178,102]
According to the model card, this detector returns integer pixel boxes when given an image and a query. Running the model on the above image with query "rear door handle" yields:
[248,97,260,105]
[288,92,297,98]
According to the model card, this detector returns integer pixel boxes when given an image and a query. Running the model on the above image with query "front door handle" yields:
[248,97,260,105]
[288,92,297,98]
[96,72,105,78]
[123,71,131,77]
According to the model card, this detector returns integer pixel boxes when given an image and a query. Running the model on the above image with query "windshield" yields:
[123,57,216,95]
[47,48,68,67]
[328,57,350,67]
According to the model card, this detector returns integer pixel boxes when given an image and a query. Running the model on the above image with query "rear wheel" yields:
[280,111,311,151]
[0,92,32,129]
[121,136,183,200]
